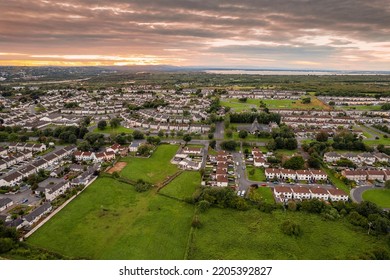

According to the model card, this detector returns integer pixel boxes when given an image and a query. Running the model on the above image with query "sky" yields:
[0,0,389,70]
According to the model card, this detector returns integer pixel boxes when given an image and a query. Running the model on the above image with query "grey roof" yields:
[6,218,23,228]
[0,197,13,208]
[24,203,52,223]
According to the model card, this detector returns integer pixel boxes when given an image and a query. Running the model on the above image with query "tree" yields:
[225,129,233,138]
[281,220,302,237]
[158,130,164,137]
[238,130,248,139]
[283,156,305,170]
[385,180,390,189]
[209,139,216,149]
[307,156,321,168]
[301,97,311,104]
[220,140,238,151]
[208,133,214,139]
[110,118,121,128]
[316,131,329,142]
[183,134,192,143]
[97,120,107,130]
[133,130,144,140]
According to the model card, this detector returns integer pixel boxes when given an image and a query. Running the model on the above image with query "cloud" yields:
[0,0,389,69]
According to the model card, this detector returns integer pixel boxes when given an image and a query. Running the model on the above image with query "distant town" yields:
[0,68,389,260]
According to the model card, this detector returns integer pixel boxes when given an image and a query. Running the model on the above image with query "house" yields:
[358,153,376,165]
[74,151,96,162]
[280,169,297,180]
[69,164,84,172]
[265,168,281,180]
[374,153,389,163]
[216,174,228,187]
[94,151,115,163]
[310,170,328,181]
[18,165,36,178]
[183,147,203,155]
[324,152,341,163]
[6,218,24,230]
[310,187,329,200]
[274,186,293,200]
[23,203,52,227]
[45,181,71,201]
[253,157,268,167]
[342,170,367,181]
[129,141,141,152]
[106,143,121,154]
[327,188,349,202]
[344,153,360,164]
[0,198,13,212]
[366,170,385,181]
[0,171,24,187]
[291,186,311,200]
[296,170,312,181]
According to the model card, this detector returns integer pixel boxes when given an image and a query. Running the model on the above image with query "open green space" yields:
[188,208,387,260]
[322,166,350,193]
[93,125,134,135]
[363,137,390,146]
[337,105,382,111]
[221,98,328,112]
[28,177,194,259]
[253,187,274,203]
[224,131,271,142]
[362,189,390,208]
[274,149,298,156]
[120,144,179,184]
[247,166,266,181]
[160,171,201,200]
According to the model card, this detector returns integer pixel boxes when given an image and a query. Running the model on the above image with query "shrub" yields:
[281,220,302,237]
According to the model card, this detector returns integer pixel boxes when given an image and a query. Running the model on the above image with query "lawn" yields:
[363,137,390,146]
[221,98,329,112]
[160,171,201,200]
[224,131,271,143]
[253,187,275,203]
[247,166,266,181]
[337,105,382,111]
[28,177,194,259]
[362,189,390,208]
[274,149,298,156]
[188,208,387,260]
[322,166,350,193]
[120,144,179,184]
[93,125,134,135]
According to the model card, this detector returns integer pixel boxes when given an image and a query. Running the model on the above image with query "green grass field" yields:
[322,166,350,193]
[253,187,274,203]
[188,208,386,260]
[363,137,390,146]
[94,125,134,135]
[362,189,390,208]
[28,177,194,259]
[247,166,266,181]
[160,171,201,200]
[120,144,179,184]
[221,98,328,112]
[338,105,382,111]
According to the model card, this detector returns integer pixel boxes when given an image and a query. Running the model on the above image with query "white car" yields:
[237,191,241,196]
[241,190,246,197]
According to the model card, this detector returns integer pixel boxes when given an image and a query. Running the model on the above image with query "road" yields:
[214,121,225,139]
[350,185,374,203]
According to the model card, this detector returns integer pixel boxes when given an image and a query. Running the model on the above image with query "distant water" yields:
[204,69,389,75]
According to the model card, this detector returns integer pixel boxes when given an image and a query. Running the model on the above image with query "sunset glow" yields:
[0,0,389,70]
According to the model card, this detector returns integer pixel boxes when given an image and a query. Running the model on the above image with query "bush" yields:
[281,220,302,237]
[191,215,202,228]
[197,200,211,213]
[134,179,153,193]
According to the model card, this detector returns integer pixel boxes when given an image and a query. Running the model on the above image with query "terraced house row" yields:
[265,168,328,181]
[274,186,348,202]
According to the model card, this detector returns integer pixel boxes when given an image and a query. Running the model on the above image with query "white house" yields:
[23,203,52,227]
[265,168,281,180]
[327,188,348,202]
[274,186,293,200]
[366,170,385,181]
[0,198,13,212]
[216,174,228,187]
[291,187,311,200]
[45,181,71,201]
[324,152,341,163]
[310,170,328,181]
[310,187,329,200]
